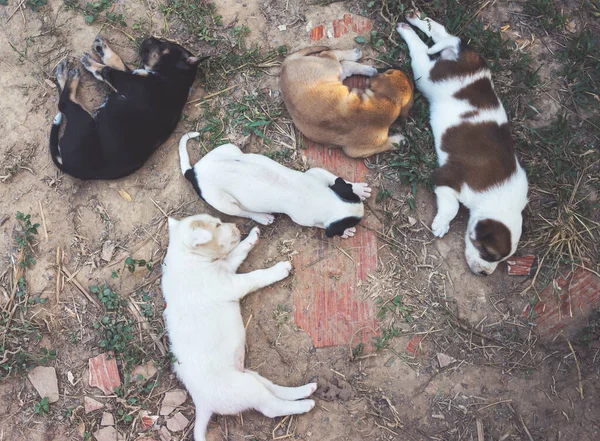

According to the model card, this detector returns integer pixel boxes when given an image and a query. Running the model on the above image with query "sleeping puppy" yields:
[49,36,206,179]
[179,132,372,238]
[162,214,316,441]
[397,13,528,275]
[279,47,414,158]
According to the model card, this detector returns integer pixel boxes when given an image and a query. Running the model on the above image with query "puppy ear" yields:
[190,228,213,247]
[188,55,210,65]
[325,226,337,238]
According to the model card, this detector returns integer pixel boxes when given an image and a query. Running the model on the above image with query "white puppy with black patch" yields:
[162,214,317,441]
[179,133,371,238]
[396,12,528,275]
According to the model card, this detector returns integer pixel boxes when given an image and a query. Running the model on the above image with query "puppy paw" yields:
[351,48,362,61]
[431,216,450,238]
[298,399,316,413]
[352,182,372,200]
[405,10,421,20]
[272,261,292,280]
[389,134,407,147]
[341,227,356,239]
[396,22,412,34]
[247,227,260,246]
[80,52,93,70]
[56,59,69,88]
[93,36,106,58]
[251,213,275,225]
[364,65,378,77]
[68,68,80,81]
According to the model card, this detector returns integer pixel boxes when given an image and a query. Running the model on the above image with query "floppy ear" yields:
[190,228,213,247]
[325,226,337,238]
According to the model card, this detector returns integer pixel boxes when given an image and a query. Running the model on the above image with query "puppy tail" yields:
[179,131,200,174]
[179,131,203,198]
[48,112,64,168]
[287,46,330,59]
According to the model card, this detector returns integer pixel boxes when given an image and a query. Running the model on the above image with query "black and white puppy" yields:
[397,12,528,275]
[179,133,372,238]
[49,37,206,180]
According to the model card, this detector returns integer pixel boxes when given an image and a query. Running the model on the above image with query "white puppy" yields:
[179,133,372,238]
[396,13,528,275]
[162,214,317,441]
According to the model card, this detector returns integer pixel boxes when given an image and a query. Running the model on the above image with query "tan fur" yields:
[280,48,414,158]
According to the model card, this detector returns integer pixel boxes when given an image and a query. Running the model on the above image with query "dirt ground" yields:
[1,1,599,441]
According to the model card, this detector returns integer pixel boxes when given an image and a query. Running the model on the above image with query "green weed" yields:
[373,327,400,352]
[25,0,46,11]
[523,0,569,31]
[377,295,413,323]
[33,397,50,415]
[124,257,153,273]
[64,0,126,26]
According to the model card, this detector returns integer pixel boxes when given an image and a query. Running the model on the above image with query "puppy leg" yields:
[328,48,362,62]
[204,192,275,225]
[405,11,452,42]
[340,61,377,80]
[59,67,93,116]
[396,23,435,91]
[191,405,212,441]
[431,186,460,237]
[231,261,292,298]
[245,371,317,401]
[55,59,69,92]
[225,227,260,271]
[227,372,315,417]
[92,36,131,71]
[343,133,406,158]
[305,168,372,200]
[80,52,111,83]
[341,228,356,239]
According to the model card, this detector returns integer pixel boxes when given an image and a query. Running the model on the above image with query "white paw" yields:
[56,59,69,85]
[93,35,107,58]
[80,52,95,72]
[247,227,260,246]
[389,134,407,146]
[298,399,315,413]
[431,216,450,238]
[304,382,318,397]
[272,261,292,279]
[351,48,362,61]
[341,227,356,239]
[252,213,275,225]
[352,182,372,200]
[396,22,412,34]
[364,66,378,77]
[405,10,422,23]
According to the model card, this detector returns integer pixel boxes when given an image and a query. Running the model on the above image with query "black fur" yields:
[49,37,205,180]
[325,216,362,238]
[329,177,361,203]
[184,169,202,198]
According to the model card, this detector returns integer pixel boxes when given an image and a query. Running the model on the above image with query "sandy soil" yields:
[0,1,598,441]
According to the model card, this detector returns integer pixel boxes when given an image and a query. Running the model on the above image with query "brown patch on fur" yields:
[460,110,479,119]
[280,48,414,158]
[472,219,512,262]
[430,45,487,82]
[433,122,517,192]
[453,78,499,109]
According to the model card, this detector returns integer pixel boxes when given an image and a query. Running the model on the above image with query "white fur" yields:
[162,214,317,441]
[179,133,371,238]
[397,15,528,275]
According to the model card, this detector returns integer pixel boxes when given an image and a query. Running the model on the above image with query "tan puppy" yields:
[280,46,414,158]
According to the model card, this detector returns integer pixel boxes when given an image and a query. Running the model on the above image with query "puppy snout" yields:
[479,270,489,276]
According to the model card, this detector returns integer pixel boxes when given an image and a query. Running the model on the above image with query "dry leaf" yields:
[118,189,132,202]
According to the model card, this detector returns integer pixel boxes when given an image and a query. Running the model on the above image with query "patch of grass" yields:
[160,0,223,45]
[377,295,413,323]
[33,397,50,415]
[373,327,400,352]
[90,284,142,371]
[15,211,39,267]
[124,256,153,274]
[25,0,46,12]
[523,0,569,31]
[64,0,126,26]
[559,29,600,110]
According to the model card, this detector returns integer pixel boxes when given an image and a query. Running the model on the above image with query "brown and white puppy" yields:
[279,47,414,158]
[397,13,528,275]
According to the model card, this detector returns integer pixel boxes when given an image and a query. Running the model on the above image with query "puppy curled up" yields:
[179,133,372,238]
[162,214,317,441]
[279,47,414,158]
[49,37,207,180]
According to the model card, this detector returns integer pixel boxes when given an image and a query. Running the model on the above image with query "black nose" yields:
[479,270,489,276]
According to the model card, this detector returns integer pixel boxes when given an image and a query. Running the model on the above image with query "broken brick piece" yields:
[84,396,104,413]
[309,13,372,42]
[166,412,189,432]
[522,267,600,340]
[406,336,423,356]
[89,352,121,395]
[507,255,535,276]
[28,366,60,403]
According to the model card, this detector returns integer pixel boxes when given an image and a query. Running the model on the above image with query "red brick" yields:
[89,352,121,395]
[522,267,600,340]
[309,25,324,42]
[507,255,535,276]
[406,336,423,355]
